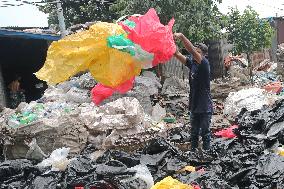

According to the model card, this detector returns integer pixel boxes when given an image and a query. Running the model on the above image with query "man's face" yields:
[196,47,203,56]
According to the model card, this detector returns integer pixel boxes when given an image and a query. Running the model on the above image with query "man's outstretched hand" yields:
[173,32,202,64]
[174,33,184,40]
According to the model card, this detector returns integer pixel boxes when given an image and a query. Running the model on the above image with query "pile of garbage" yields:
[1,54,284,188]
[224,54,248,69]
[161,76,189,95]
[223,55,282,93]
[224,54,250,83]
[276,43,284,79]
[105,71,162,115]
[0,72,173,160]
[211,77,247,99]
[249,57,284,108]
[1,97,284,188]
[253,59,277,72]
[150,76,190,123]
[213,53,250,101]
[253,59,280,87]
[221,51,284,119]
[223,88,281,121]
[228,65,250,83]
[155,94,189,123]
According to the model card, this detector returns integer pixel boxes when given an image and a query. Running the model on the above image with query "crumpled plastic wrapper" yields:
[224,88,273,119]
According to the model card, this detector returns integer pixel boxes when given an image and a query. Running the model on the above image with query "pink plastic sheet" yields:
[91,77,134,105]
[120,8,176,66]
[215,125,239,139]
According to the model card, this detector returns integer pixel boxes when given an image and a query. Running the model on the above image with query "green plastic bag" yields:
[107,34,154,69]
[107,34,135,56]
[122,19,136,28]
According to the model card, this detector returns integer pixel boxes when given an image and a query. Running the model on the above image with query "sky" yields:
[218,0,284,18]
[0,0,48,27]
[0,0,284,27]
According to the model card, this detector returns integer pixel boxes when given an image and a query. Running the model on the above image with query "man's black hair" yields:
[195,43,208,55]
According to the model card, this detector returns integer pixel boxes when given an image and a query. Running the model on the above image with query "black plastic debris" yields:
[97,150,140,168]
[31,172,62,189]
[167,126,191,143]
[0,159,61,189]
[253,153,284,188]
[64,156,98,188]
[1,100,284,188]
[0,159,33,182]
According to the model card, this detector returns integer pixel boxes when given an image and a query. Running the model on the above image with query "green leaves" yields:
[226,7,274,56]
[39,0,226,44]
[110,0,225,43]
[38,0,117,28]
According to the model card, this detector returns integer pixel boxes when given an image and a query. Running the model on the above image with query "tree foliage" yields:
[39,0,226,43]
[110,0,226,43]
[38,0,117,28]
[226,7,274,56]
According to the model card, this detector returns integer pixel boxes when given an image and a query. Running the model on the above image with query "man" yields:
[173,33,213,151]
[8,75,26,109]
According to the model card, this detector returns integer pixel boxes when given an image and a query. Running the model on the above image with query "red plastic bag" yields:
[115,77,134,93]
[215,125,239,138]
[120,8,176,66]
[91,77,134,105]
[192,185,201,189]
[91,84,114,105]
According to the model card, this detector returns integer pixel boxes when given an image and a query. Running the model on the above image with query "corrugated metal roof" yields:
[3,26,49,30]
[0,28,61,41]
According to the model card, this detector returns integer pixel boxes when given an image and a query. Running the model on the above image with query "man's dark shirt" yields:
[186,55,213,113]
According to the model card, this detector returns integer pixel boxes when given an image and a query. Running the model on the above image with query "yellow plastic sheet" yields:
[35,22,141,87]
[151,176,193,189]
[277,147,284,156]
[89,47,141,87]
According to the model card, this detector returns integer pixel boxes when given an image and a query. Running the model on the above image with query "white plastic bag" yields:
[152,104,166,122]
[37,147,70,171]
[224,88,269,118]
[122,164,154,189]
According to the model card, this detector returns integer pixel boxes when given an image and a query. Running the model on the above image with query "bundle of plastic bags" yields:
[35,8,176,105]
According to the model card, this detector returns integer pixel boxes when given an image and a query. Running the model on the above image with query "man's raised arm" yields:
[174,33,202,64]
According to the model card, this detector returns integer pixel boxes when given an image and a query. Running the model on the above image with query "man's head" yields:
[14,75,21,81]
[195,43,208,56]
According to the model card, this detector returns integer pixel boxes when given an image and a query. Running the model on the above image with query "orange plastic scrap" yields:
[263,82,283,94]
[151,176,194,189]
[224,54,246,68]
[120,8,176,66]
[35,22,141,88]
